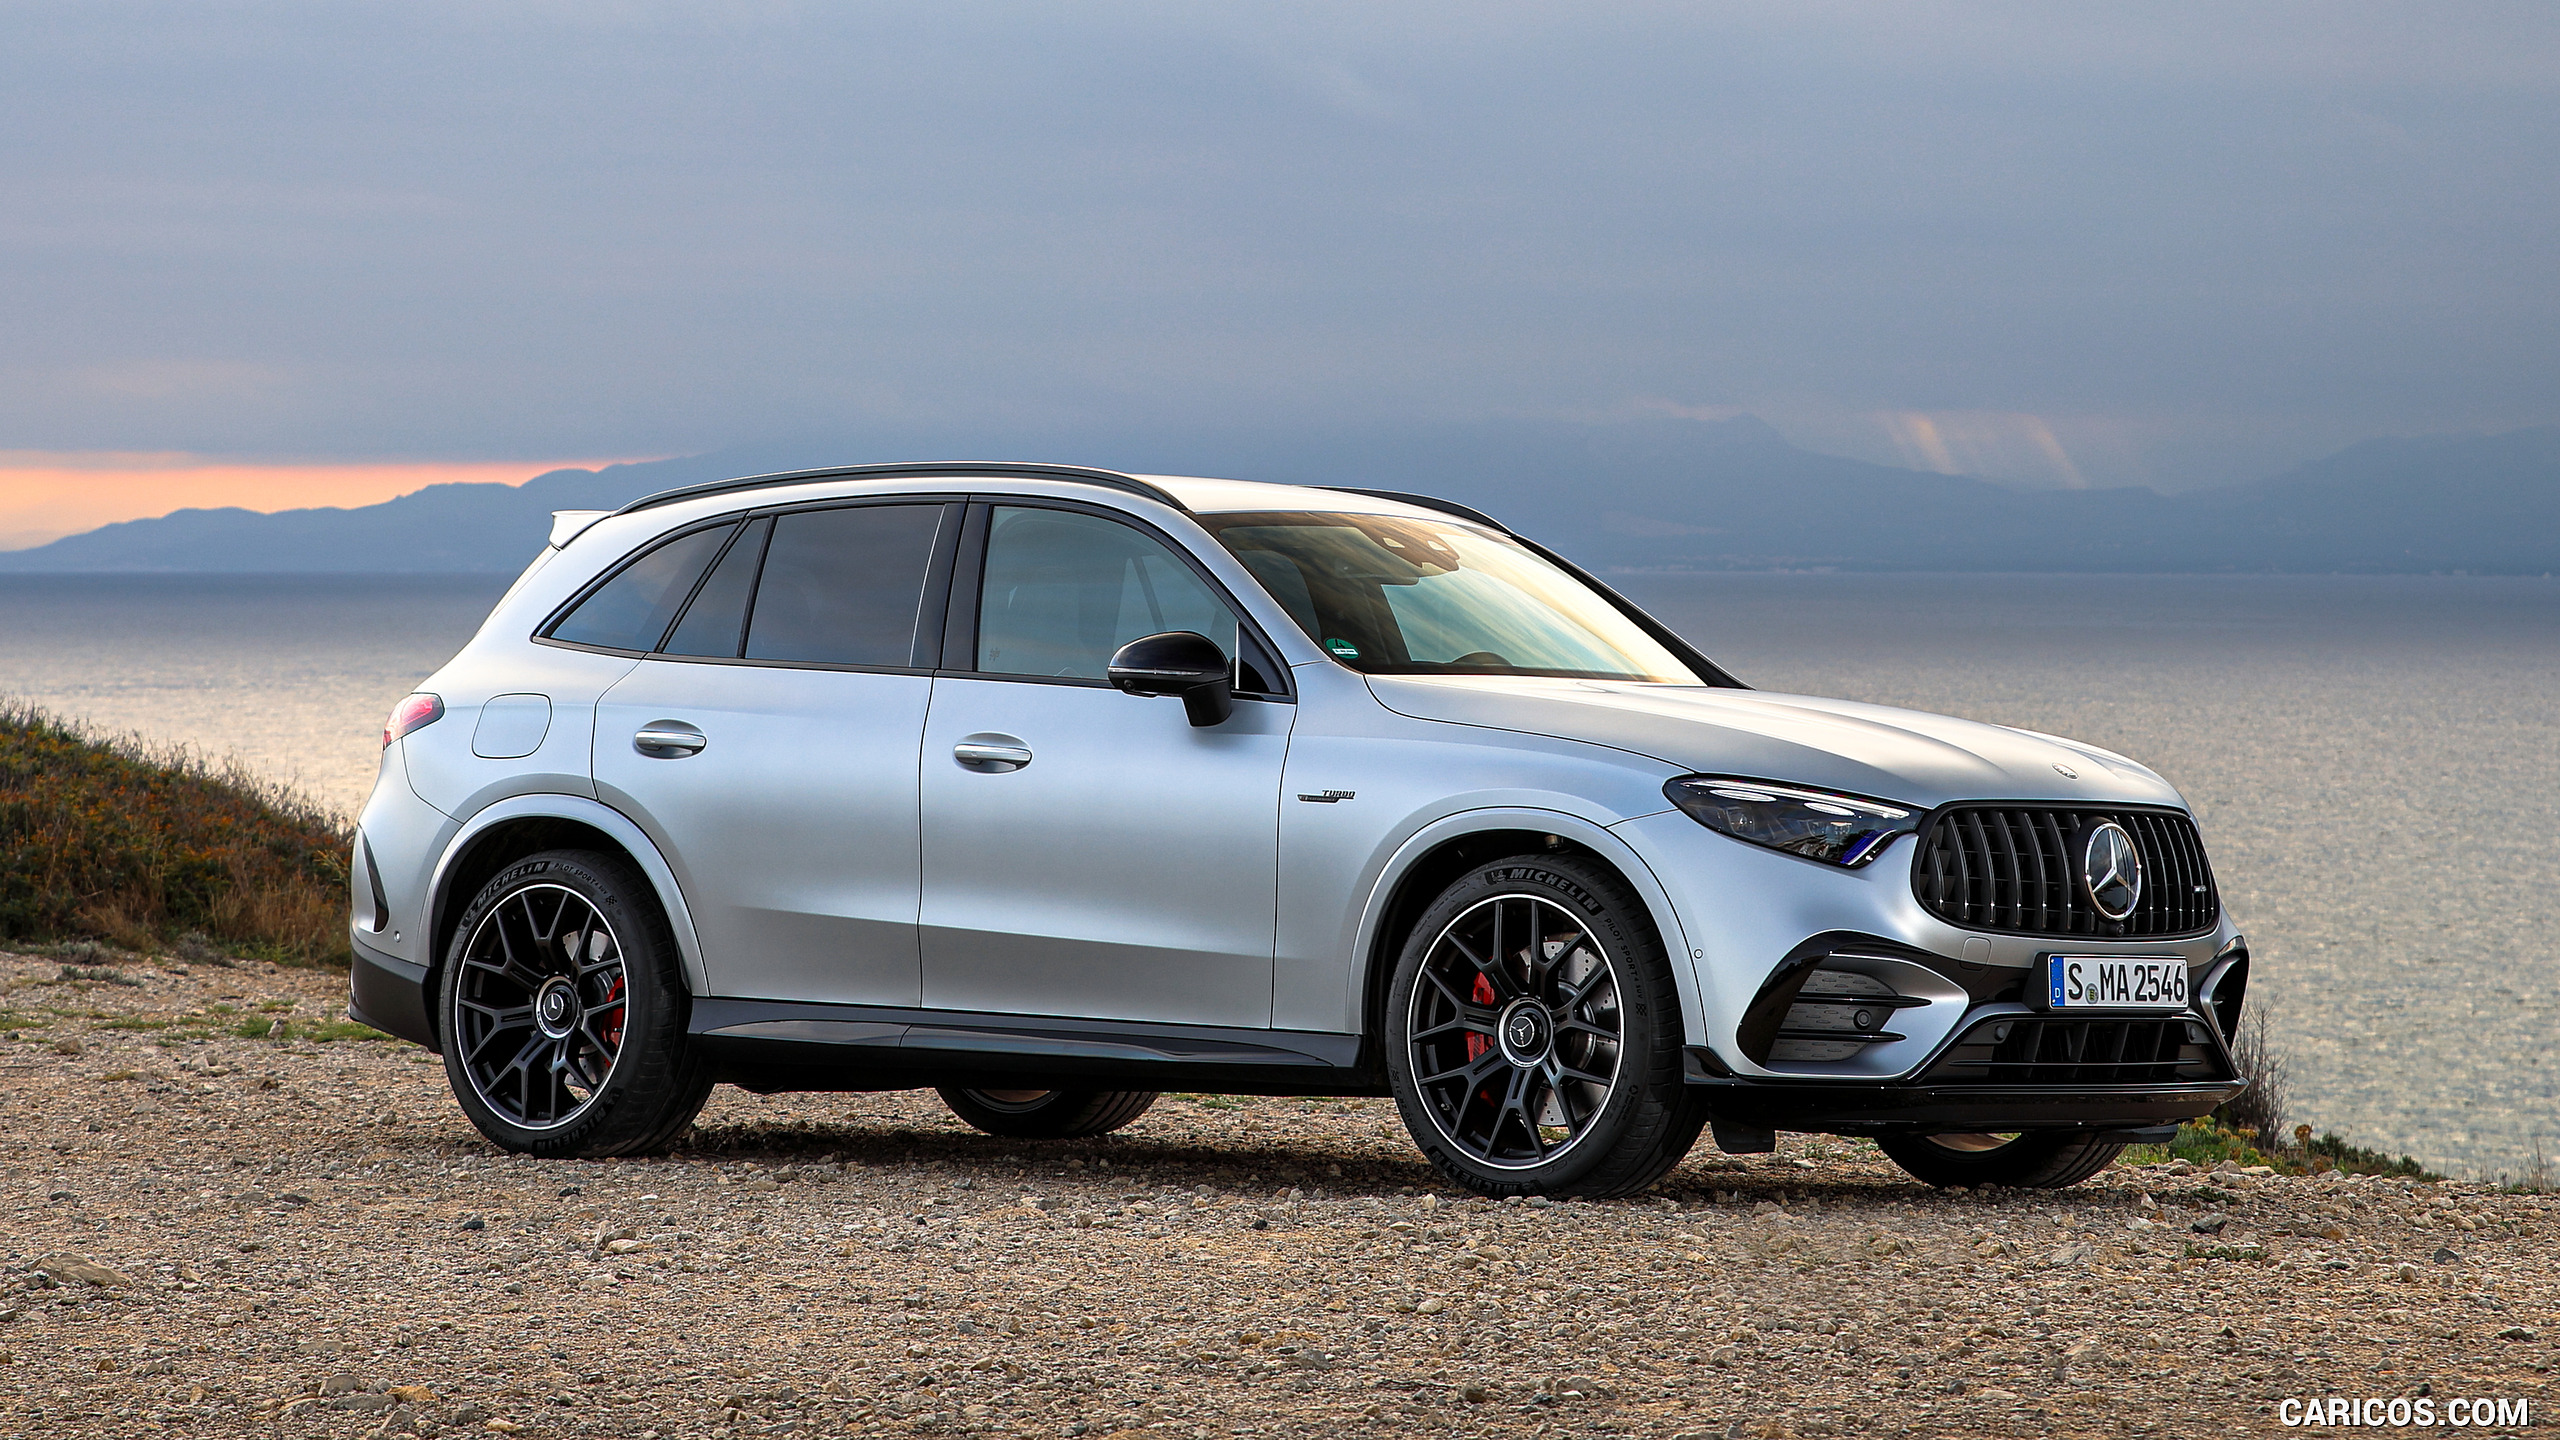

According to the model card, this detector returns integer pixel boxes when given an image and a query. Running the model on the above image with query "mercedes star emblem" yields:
[2081,821,2144,920]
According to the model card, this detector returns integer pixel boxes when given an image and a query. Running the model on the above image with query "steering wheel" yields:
[1448,651,1511,668]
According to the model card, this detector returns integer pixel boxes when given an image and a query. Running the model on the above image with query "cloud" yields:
[0,2,2551,489]
[1877,412,2089,488]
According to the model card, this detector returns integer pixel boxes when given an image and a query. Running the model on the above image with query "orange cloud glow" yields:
[0,453,661,551]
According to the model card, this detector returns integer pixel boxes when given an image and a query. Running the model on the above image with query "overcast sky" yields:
[4,0,2556,518]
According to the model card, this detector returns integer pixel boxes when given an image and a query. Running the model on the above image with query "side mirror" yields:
[1107,631,1234,728]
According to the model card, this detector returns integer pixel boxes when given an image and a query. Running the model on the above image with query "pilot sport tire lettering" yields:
[1875,1131,2127,1189]
[437,849,713,1159]
[1385,854,1709,1198]
[936,1086,1160,1139]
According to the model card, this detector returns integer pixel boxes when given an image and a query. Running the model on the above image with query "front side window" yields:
[546,522,738,652]
[1202,511,1700,683]
[975,506,1239,680]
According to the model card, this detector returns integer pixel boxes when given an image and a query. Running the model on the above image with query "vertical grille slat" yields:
[1912,806,2219,938]
[2030,810,2069,934]
[1988,812,2023,928]
[1960,811,1993,925]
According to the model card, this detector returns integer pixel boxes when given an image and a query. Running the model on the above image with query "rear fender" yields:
[428,794,710,996]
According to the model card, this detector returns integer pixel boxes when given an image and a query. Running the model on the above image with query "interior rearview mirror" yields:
[1107,631,1234,727]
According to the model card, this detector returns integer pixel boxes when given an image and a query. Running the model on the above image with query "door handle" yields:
[952,735,1032,772]
[633,722,707,757]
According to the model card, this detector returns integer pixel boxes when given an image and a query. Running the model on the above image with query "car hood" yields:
[1365,675,2185,812]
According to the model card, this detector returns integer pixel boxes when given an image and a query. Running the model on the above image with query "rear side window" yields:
[546,523,737,652]
[742,505,945,667]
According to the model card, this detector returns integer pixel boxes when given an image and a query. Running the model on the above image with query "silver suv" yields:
[350,463,2250,1196]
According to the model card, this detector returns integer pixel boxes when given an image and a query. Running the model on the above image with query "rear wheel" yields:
[936,1086,1158,1139]
[1384,854,1707,1198]
[1876,1131,2127,1189]
[437,849,712,1158]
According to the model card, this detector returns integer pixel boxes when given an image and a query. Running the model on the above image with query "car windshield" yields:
[1200,511,1702,683]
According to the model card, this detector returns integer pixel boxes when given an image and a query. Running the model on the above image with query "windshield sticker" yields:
[1324,637,1361,659]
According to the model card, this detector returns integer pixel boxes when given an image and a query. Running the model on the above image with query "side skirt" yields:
[689,999,1384,1097]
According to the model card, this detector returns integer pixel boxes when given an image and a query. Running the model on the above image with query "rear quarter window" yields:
[545,523,738,652]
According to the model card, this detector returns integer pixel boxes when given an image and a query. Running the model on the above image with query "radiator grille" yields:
[1919,1015,2233,1087]
[1912,806,2218,937]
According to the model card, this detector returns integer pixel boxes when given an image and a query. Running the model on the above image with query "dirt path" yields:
[3,950,2552,1438]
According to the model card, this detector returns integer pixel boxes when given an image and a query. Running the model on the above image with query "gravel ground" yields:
[4,949,2554,1439]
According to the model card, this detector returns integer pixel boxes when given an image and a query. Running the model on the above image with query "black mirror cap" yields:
[1108,630,1235,727]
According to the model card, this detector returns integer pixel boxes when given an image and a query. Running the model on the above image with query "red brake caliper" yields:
[1465,973,1498,1061]
[597,977,626,1052]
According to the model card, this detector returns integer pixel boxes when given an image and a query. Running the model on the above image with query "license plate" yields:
[2039,955,2191,1012]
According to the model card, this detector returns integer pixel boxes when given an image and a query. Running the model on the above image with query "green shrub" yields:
[2124,1118,2439,1180]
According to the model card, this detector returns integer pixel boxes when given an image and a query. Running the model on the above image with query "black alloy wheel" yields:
[1875,1130,2128,1189]
[1385,854,1708,1197]
[438,850,711,1157]
[936,1086,1159,1139]
[453,881,625,1126]
[1409,892,1624,1168]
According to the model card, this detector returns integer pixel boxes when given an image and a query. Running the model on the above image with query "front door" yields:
[919,503,1294,1029]
[594,501,955,1004]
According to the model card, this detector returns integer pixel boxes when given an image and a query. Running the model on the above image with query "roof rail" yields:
[1319,487,1509,533]
[614,461,1188,517]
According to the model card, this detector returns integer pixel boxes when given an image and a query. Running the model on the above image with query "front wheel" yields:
[1876,1131,2127,1189]
[936,1086,1158,1139]
[1384,854,1708,1198]
[437,849,712,1158]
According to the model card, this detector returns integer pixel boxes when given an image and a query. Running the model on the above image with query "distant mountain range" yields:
[3,418,2554,574]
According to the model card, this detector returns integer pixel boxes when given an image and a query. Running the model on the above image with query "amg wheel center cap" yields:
[1496,999,1553,1067]
[535,977,581,1040]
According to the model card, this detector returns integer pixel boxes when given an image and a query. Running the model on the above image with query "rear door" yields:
[592,500,958,1004]
[917,501,1295,1029]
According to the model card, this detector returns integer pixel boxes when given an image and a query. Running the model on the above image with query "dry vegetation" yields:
[0,703,350,965]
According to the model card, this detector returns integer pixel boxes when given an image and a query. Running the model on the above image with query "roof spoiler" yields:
[549,510,610,548]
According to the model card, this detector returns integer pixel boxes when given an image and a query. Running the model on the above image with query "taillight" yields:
[383,693,444,748]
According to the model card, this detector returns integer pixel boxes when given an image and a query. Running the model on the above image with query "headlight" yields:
[1663,777,1922,868]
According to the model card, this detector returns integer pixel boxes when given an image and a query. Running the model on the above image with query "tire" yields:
[936,1086,1159,1139]
[436,849,713,1158]
[1876,1131,2128,1189]
[1384,853,1709,1198]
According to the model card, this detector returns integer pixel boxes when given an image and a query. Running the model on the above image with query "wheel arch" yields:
[424,795,710,1039]
[1351,810,1701,1064]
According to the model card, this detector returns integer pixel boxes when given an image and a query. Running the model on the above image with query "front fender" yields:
[426,793,711,997]
[1340,807,1706,1048]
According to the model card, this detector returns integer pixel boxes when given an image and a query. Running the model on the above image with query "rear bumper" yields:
[1685,1059,2242,1136]
[349,937,437,1052]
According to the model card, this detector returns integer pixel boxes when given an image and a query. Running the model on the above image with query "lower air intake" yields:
[1918,1014,2233,1086]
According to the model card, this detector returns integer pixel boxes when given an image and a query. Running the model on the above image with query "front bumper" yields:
[350,937,437,1051]
[1685,1056,2241,1136]
[1612,808,2244,1078]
